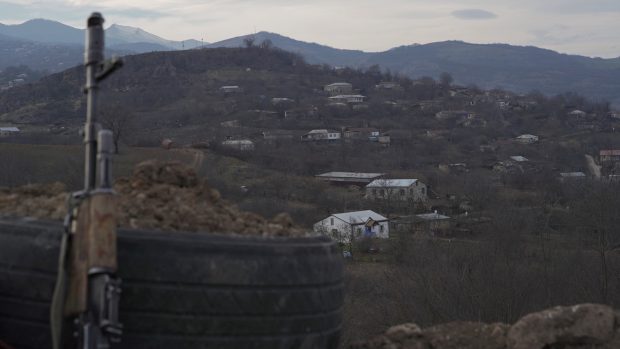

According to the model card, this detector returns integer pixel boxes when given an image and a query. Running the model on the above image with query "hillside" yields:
[361,41,620,106]
[210,33,620,106]
[0,34,86,72]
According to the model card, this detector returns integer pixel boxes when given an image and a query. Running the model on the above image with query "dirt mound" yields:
[351,304,620,349]
[0,160,307,237]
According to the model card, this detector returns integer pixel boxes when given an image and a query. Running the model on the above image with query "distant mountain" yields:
[105,24,203,50]
[0,34,85,72]
[0,19,205,72]
[1,20,619,106]
[0,19,83,44]
[360,41,620,106]
[207,31,370,67]
[0,19,202,53]
[210,33,620,106]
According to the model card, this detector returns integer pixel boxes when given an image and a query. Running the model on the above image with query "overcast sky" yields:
[1,0,619,58]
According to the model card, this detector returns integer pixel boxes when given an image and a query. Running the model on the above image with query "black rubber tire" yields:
[0,218,344,349]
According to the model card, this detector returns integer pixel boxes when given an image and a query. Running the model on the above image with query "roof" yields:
[329,95,366,99]
[560,172,586,177]
[517,134,538,139]
[0,127,20,132]
[308,129,329,134]
[600,150,620,156]
[416,212,450,220]
[367,179,419,188]
[331,210,388,224]
[220,85,240,89]
[325,82,352,87]
[316,172,385,179]
[222,139,253,144]
[510,156,528,162]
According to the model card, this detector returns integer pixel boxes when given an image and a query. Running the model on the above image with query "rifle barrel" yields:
[84,13,104,191]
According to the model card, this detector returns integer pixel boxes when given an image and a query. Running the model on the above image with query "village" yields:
[191,77,620,255]
[2,64,620,254]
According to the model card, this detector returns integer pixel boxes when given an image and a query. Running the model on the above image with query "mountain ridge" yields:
[1,19,619,105]
[0,19,202,51]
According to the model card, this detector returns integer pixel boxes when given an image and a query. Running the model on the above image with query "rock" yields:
[352,304,620,349]
[384,323,422,342]
[350,322,508,349]
[425,322,509,349]
[507,304,615,349]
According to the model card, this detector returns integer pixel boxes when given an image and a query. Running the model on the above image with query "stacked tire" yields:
[0,218,344,349]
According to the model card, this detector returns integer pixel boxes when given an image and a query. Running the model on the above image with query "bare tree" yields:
[100,105,134,154]
[243,36,256,48]
[440,72,453,87]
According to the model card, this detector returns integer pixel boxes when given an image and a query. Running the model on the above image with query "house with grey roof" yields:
[365,179,427,202]
[313,210,389,243]
[315,172,385,185]
[0,127,20,136]
[324,82,353,95]
[328,94,366,104]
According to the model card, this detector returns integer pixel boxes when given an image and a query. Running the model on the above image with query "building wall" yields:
[325,84,352,95]
[365,182,427,201]
[314,217,389,244]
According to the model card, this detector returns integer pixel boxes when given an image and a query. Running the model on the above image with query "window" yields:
[372,189,377,195]
[422,187,426,195]
[399,189,405,196]
[330,218,334,226]
[380,189,385,196]
[380,225,384,233]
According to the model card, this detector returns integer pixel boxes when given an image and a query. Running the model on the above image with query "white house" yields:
[219,85,241,93]
[0,127,20,136]
[301,129,341,141]
[365,179,427,202]
[375,81,400,89]
[324,82,353,95]
[314,210,389,244]
[568,109,587,118]
[221,139,254,151]
[271,97,294,105]
[516,134,539,144]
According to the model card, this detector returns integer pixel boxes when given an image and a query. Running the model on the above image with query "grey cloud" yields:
[452,9,497,20]
[0,1,168,24]
[533,0,620,13]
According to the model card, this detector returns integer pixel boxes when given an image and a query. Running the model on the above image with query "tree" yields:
[100,105,135,154]
[440,72,453,87]
[571,182,620,303]
[243,36,256,48]
[259,39,273,50]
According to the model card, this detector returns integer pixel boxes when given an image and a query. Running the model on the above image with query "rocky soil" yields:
[351,304,620,349]
[0,160,307,237]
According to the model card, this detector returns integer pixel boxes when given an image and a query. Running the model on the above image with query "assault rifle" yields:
[51,12,123,349]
